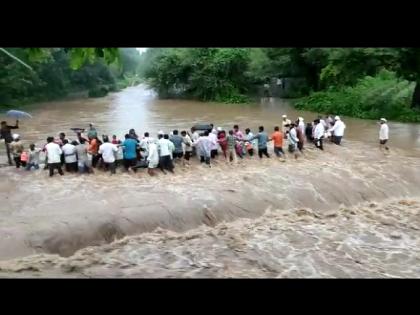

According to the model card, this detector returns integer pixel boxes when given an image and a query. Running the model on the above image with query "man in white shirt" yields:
[98,136,118,174]
[313,119,325,150]
[147,138,159,176]
[208,130,218,159]
[282,115,292,137]
[195,130,213,167]
[45,136,64,177]
[139,132,150,159]
[62,139,78,173]
[158,134,174,173]
[379,118,389,151]
[328,116,346,145]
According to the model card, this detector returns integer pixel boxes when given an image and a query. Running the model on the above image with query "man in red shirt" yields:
[270,126,285,158]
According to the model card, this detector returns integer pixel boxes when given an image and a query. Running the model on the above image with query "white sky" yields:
[136,48,147,54]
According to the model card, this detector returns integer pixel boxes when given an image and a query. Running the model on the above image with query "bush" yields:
[88,86,108,98]
[295,70,420,122]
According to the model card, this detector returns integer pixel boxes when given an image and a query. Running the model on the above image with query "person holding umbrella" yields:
[1,120,19,165]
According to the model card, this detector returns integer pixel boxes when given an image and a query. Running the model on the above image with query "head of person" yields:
[259,126,264,132]
[229,130,234,135]
[89,123,94,129]
[71,140,78,146]
[335,116,341,121]
[63,139,69,145]
[191,127,196,133]
[245,128,250,135]
[282,115,287,121]
[47,136,54,143]
[144,132,149,137]
[29,143,35,150]
[1,121,7,128]
[306,122,312,127]
[380,118,387,124]
[181,130,187,136]
[59,132,65,140]
[125,134,130,140]
[233,125,239,132]
[173,130,179,135]
[204,130,209,137]
[12,134,20,141]
[210,124,214,129]
[289,123,296,129]
[314,119,320,125]
[112,135,117,139]
[79,138,86,145]
[274,126,279,132]
[103,136,109,143]
[163,134,169,139]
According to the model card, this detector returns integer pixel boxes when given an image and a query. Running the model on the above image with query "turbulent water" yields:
[0,85,420,278]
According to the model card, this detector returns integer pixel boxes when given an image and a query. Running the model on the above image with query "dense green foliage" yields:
[0,48,141,106]
[141,48,420,121]
[295,70,420,122]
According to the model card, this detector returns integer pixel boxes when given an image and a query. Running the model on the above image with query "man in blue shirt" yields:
[250,126,270,159]
[122,134,138,172]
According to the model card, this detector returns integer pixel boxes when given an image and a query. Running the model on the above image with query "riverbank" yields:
[0,140,420,277]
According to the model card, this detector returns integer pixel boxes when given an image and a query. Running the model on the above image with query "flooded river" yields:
[0,85,420,278]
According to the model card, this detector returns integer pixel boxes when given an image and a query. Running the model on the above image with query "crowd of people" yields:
[0,115,391,177]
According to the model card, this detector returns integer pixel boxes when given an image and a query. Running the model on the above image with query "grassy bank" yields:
[295,70,420,123]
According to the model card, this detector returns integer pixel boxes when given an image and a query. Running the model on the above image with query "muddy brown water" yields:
[0,85,420,278]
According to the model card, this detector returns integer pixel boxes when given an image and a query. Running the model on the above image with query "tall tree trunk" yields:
[412,80,420,109]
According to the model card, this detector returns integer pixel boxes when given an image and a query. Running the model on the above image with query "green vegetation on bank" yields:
[140,48,420,122]
[0,48,141,106]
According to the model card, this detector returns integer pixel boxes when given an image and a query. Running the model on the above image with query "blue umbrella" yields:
[6,110,33,119]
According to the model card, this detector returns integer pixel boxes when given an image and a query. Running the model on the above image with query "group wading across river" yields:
[1,114,391,177]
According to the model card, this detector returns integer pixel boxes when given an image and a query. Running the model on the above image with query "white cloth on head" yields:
[12,134,19,140]
[379,123,389,140]
[45,142,62,164]
[98,142,118,163]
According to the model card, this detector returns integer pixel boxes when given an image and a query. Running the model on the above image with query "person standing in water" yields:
[87,123,97,139]
[10,134,24,168]
[226,130,238,163]
[181,130,193,165]
[379,118,389,151]
[313,119,325,150]
[195,130,212,167]
[76,138,91,173]
[328,116,346,145]
[282,115,291,138]
[169,130,184,160]
[287,124,299,159]
[270,126,285,158]
[45,136,64,177]
[146,138,159,176]
[62,139,78,173]
[250,126,270,159]
[26,144,41,171]
[158,134,175,173]
[245,128,256,157]
[98,136,118,175]
[0,120,19,165]
[122,134,138,173]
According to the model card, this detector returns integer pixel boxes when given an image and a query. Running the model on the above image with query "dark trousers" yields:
[210,149,218,159]
[274,146,285,157]
[184,151,192,161]
[297,141,304,151]
[123,158,137,172]
[5,141,12,165]
[13,156,22,168]
[48,163,64,176]
[160,155,174,172]
[92,154,101,168]
[315,138,324,150]
[65,162,78,172]
[334,136,342,145]
[104,162,116,174]
[248,148,254,156]
[258,147,270,158]
[200,155,211,165]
